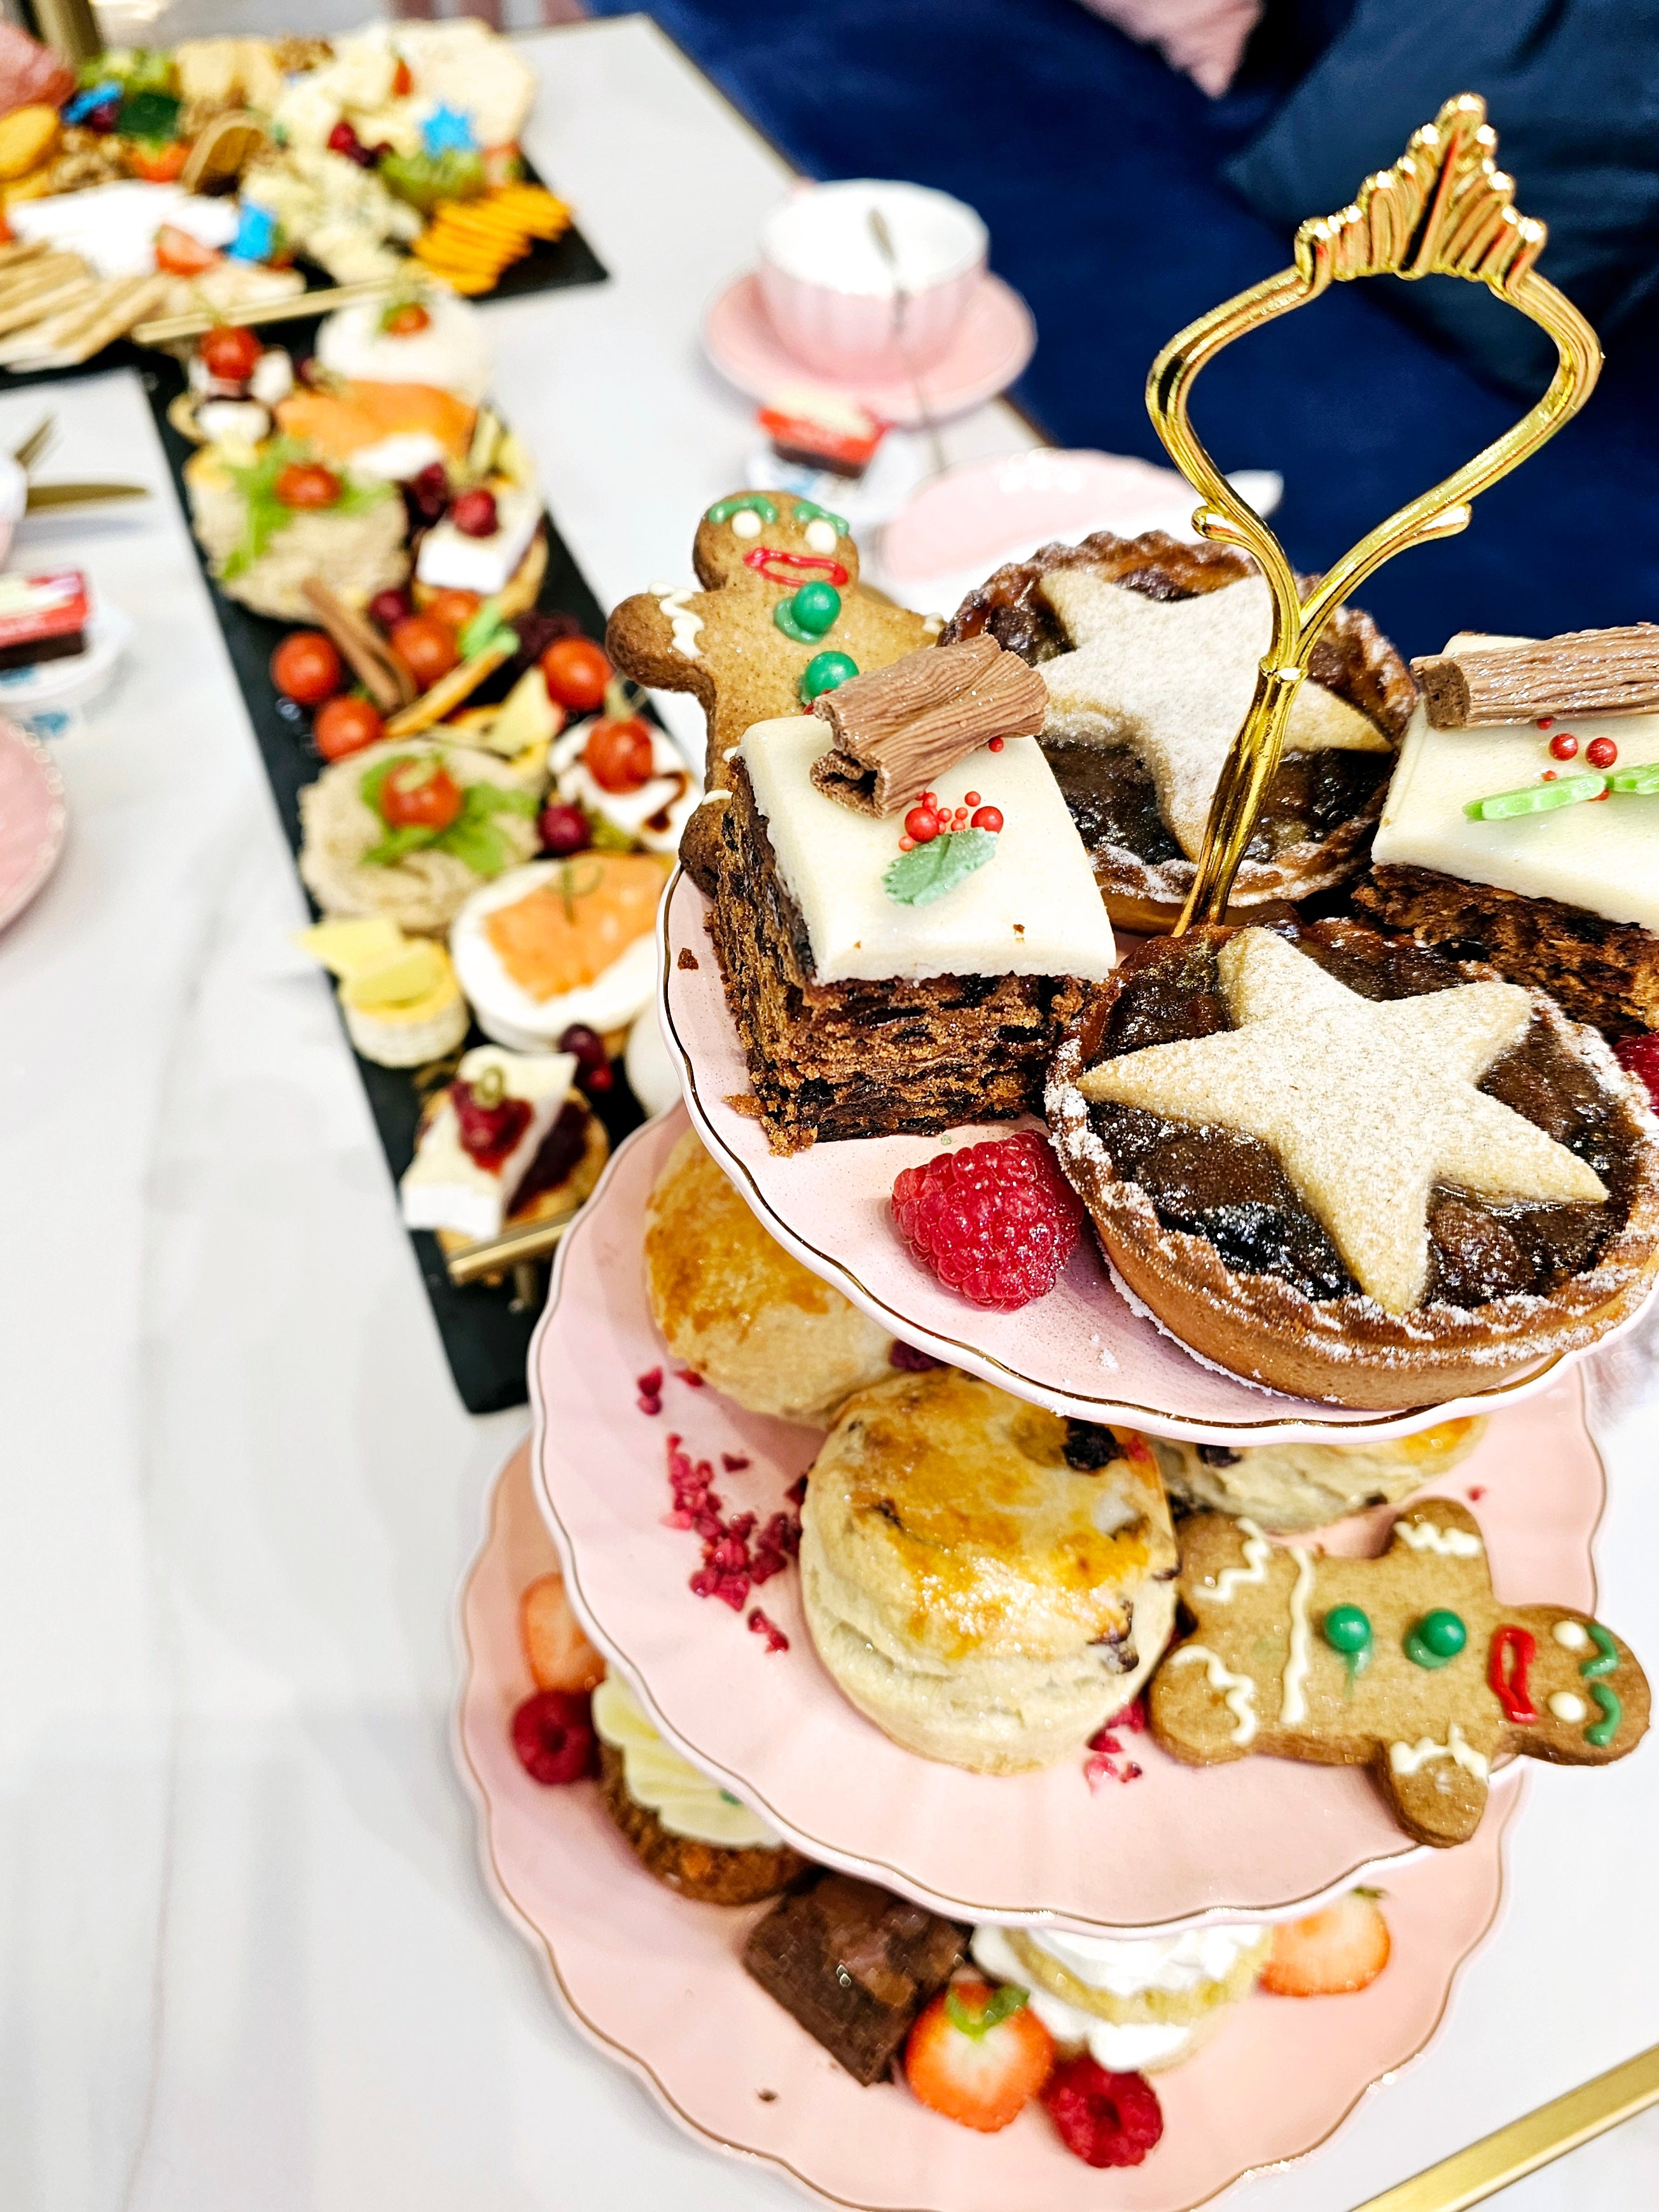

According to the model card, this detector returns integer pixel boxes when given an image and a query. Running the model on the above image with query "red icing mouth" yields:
[743,547,849,587]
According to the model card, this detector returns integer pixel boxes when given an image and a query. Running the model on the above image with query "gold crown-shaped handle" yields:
[1149,94,1602,931]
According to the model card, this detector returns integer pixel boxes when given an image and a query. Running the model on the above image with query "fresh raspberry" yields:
[1615,1034,1659,1110]
[1043,2059,1164,2167]
[892,1132,1083,1309]
[511,1690,597,1786]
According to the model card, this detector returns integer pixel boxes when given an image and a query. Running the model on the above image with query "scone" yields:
[800,1369,1177,1774]
[1151,1417,1486,1533]
[590,1675,808,1904]
[971,1921,1270,2074]
[644,1127,896,1424]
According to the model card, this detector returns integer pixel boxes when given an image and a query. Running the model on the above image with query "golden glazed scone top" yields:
[806,1369,1176,1663]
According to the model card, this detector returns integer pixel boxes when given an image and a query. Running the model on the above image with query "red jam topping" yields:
[452,1071,532,1172]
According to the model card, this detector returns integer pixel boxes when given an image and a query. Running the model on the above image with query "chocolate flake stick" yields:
[1414,624,1659,727]
[811,637,1048,814]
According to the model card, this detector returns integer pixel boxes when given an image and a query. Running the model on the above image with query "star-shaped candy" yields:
[1079,929,1608,1312]
[1039,570,1391,860]
[421,102,478,155]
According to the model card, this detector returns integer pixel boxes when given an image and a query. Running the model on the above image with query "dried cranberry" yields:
[450,487,500,539]
[511,1690,596,1785]
[539,802,590,857]
[402,462,450,528]
[368,587,413,633]
[559,1022,614,1096]
[1614,1034,1659,1110]
[326,118,374,165]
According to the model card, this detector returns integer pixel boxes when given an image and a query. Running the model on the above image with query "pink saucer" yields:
[528,1104,1592,1935]
[461,1440,1519,2212]
[0,718,65,932]
[660,875,1642,1443]
[704,268,1036,426]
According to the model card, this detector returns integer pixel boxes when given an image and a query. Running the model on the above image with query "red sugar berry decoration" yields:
[511,1690,597,1785]
[747,1607,789,1652]
[1538,716,1555,729]
[1539,770,1557,782]
[1586,735,1618,768]
[892,1132,1085,1309]
[905,805,940,843]
[1615,1034,1659,1109]
[1043,2059,1164,2168]
[963,791,981,807]
[988,735,1004,751]
[1549,732,1579,760]
[971,805,1003,833]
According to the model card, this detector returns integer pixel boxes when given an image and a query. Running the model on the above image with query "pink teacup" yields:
[757,179,988,379]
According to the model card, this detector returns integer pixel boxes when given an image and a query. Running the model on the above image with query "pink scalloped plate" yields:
[528,1105,1596,1934]
[704,269,1036,426]
[0,718,65,932]
[461,1441,1520,2212]
[660,873,1651,1443]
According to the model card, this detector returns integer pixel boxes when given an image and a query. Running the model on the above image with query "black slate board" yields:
[137,305,646,1416]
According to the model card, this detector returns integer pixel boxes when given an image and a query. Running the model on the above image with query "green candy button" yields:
[1405,1608,1468,1668]
[1322,1604,1371,1655]
[800,650,858,702]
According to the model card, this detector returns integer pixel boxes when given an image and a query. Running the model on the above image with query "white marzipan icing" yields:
[1395,1519,1484,1559]
[738,717,1116,985]
[1372,634,1659,933]
[1173,1645,1258,1746]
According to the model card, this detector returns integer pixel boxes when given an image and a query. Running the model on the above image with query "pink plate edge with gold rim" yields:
[525,1104,1597,1935]
[459,1440,1522,2212]
[659,872,1655,1444]
[0,718,66,932]
[704,268,1036,427]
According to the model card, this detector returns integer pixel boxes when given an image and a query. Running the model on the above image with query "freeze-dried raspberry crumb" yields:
[747,1608,789,1653]
[1043,2059,1163,2167]
[889,1340,943,1371]
[636,1368,663,1395]
[786,1475,809,1506]
[721,1453,751,1473]
[511,1690,597,1786]
[1109,1695,1147,1735]
[892,1132,1083,1309]
[676,1370,705,1388]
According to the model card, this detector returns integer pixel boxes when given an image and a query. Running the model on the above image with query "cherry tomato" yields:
[155,223,219,277]
[380,756,462,831]
[382,301,431,337]
[199,325,262,382]
[450,487,498,539]
[583,716,656,794]
[274,461,342,510]
[391,613,459,691]
[314,697,385,761]
[368,587,413,633]
[541,635,611,713]
[271,630,342,706]
[423,588,482,632]
[128,139,188,184]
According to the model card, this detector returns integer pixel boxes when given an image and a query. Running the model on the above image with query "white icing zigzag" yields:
[1388,1723,1490,1781]
[1279,1548,1317,1726]
[652,583,704,659]
[1396,1519,1483,1559]
[1173,1645,1258,1746]
[1209,1519,1271,1603]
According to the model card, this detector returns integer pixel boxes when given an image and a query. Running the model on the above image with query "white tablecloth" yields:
[3,19,1656,2209]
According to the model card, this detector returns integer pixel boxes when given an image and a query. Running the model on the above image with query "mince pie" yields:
[943,532,1417,933]
[1046,918,1659,1407]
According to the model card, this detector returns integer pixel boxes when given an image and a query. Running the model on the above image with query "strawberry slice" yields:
[1261,1891,1391,1996]
[520,1572,606,1694]
[904,1977,1054,2132]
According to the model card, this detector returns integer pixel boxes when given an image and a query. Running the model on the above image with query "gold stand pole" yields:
[1146,94,1602,933]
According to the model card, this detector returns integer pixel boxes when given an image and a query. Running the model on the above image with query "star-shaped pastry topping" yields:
[1078,929,1608,1312]
[1039,570,1391,859]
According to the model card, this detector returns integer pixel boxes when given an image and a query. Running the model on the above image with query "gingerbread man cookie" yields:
[1149,1500,1648,1846]
[605,491,934,888]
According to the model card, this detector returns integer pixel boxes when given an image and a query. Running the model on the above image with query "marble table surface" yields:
[2,17,1656,2210]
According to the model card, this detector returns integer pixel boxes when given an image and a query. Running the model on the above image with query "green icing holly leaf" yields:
[884,827,997,907]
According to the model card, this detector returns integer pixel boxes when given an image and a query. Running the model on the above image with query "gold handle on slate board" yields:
[1144,93,1602,933]
[1349,2038,1659,2211]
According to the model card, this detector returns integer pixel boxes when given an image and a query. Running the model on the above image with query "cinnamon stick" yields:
[1413,624,1659,727]
[810,637,1048,814]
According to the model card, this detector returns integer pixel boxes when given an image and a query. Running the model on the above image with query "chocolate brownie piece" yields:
[1356,863,1659,1038]
[742,1872,964,2085]
[708,765,1085,1152]
[597,1744,810,1906]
